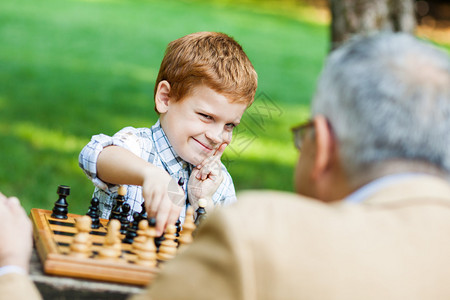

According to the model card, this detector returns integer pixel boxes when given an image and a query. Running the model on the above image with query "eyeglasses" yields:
[291,120,314,151]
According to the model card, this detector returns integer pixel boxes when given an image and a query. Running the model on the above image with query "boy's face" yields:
[156,83,247,166]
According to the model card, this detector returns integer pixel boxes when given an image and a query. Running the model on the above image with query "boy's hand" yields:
[188,143,227,212]
[0,192,33,271]
[141,169,184,236]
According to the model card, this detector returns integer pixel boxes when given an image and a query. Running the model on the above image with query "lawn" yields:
[0,0,342,214]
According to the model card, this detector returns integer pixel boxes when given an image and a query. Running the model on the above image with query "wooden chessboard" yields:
[30,208,159,286]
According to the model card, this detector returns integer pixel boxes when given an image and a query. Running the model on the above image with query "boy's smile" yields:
[156,82,247,166]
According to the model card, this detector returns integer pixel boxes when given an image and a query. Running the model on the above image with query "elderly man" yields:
[1,33,450,300]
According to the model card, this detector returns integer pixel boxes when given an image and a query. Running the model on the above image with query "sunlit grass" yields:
[11,123,86,153]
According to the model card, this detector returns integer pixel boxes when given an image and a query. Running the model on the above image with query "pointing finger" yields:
[213,143,228,158]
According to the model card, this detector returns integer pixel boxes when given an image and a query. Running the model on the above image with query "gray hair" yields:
[312,32,450,176]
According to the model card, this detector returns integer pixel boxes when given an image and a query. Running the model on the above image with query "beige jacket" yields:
[4,175,450,299]
[139,175,450,300]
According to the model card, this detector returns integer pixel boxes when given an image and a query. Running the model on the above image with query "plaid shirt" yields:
[78,120,237,224]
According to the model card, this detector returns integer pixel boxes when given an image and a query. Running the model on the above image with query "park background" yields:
[1,0,449,215]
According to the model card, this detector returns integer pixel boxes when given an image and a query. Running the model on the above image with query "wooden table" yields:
[30,248,145,300]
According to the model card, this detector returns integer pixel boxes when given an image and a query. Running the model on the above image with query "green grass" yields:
[0,0,329,214]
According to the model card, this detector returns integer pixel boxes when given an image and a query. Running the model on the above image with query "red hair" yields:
[154,32,258,109]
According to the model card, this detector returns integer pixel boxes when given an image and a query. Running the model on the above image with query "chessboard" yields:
[30,185,203,286]
[30,208,159,286]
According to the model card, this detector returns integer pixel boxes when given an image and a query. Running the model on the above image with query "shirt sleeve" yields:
[0,265,27,277]
[78,127,153,193]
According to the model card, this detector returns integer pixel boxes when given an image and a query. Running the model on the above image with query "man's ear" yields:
[311,115,335,180]
[155,80,171,114]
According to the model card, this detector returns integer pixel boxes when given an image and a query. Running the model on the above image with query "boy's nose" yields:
[205,126,224,144]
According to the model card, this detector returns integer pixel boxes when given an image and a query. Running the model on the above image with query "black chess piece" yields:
[151,217,165,250]
[119,203,131,234]
[175,218,181,240]
[177,177,189,206]
[123,212,140,244]
[51,185,70,219]
[86,197,100,229]
[138,201,147,220]
[194,199,207,226]
[110,186,126,221]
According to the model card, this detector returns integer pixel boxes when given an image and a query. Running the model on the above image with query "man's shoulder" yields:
[231,186,450,238]
[235,190,330,216]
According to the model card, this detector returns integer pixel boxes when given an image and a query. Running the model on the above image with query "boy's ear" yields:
[155,80,171,114]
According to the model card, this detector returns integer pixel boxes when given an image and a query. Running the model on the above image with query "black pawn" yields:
[194,204,207,226]
[119,203,131,234]
[151,217,165,250]
[86,197,100,229]
[51,185,70,219]
[138,201,147,220]
[175,219,181,241]
[110,187,126,221]
[123,212,140,244]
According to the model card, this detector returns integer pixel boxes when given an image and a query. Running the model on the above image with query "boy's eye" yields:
[225,123,236,130]
[198,113,213,120]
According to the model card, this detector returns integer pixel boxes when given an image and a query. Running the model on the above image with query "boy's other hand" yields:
[0,192,33,271]
[188,143,227,212]
[141,169,183,236]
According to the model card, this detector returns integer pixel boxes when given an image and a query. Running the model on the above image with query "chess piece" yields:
[110,185,127,221]
[133,219,149,250]
[137,201,147,221]
[175,218,181,240]
[51,185,70,219]
[70,216,92,258]
[151,217,165,249]
[119,203,131,234]
[178,207,196,249]
[123,212,140,244]
[134,220,157,267]
[157,224,178,262]
[86,197,100,229]
[194,198,208,226]
[98,219,122,260]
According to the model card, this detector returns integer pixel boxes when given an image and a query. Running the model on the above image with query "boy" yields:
[79,32,258,236]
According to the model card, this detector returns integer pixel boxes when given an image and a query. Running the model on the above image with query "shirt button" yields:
[182,163,188,169]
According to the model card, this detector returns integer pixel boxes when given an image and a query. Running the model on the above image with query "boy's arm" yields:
[79,127,149,192]
[97,146,183,236]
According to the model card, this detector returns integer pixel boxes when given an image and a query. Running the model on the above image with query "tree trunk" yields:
[329,0,416,50]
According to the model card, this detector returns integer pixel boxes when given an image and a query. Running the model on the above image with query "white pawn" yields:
[70,216,92,258]
[178,207,196,249]
[98,219,122,260]
[157,224,178,262]
[133,219,149,250]
[134,220,157,267]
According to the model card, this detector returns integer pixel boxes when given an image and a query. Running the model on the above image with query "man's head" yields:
[294,33,450,201]
[154,32,258,166]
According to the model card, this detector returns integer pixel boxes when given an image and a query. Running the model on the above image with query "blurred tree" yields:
[329,0,416,50]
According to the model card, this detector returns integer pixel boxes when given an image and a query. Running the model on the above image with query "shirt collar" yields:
[344,173,426,204]
[151,119,192,176]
